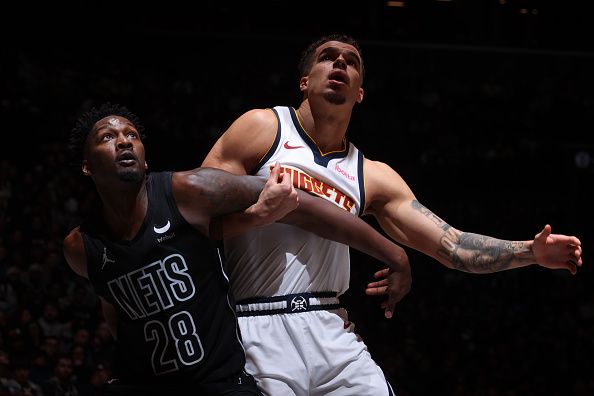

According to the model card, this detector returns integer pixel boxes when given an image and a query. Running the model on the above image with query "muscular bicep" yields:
[364,159,453,265]
[365,161,537,273]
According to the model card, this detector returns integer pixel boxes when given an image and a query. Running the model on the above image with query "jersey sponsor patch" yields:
[275,165,356,213]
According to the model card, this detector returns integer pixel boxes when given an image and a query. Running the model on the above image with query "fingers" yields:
[566,244,583,266]
[365,285,387,296]
[384,304,394,319]
[373,268,390,279]
[281,169,293,188]
[269,162,281,182]
[367,279,389,288]
[535,224,552,241]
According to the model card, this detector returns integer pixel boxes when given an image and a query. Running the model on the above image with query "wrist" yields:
[514,240,537,266]
[388,245,410,273]
[245,203,268,227]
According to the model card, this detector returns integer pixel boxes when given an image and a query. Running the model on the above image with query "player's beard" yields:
[118,168,144,183]
[323,91,346,105]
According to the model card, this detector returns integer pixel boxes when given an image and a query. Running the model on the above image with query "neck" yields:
[296,98,352,153]
[96,178,148,240]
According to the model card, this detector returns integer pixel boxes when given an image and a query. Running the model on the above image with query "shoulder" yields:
[63,227,89,279]
[202,108,280,173]
[220,108,278,143]
[364,158,406,186]
[240,108,278,125]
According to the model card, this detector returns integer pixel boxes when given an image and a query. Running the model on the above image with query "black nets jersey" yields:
[81,172,246,385]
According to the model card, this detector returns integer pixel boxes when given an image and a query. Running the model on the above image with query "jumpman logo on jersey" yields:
[102,247,115,270]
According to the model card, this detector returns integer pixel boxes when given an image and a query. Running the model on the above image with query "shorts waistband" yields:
[235,292,341,317]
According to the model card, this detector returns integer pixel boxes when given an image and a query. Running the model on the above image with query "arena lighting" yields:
[386,1,405,7]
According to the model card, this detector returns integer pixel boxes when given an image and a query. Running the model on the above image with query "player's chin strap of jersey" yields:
[235,292,341,317]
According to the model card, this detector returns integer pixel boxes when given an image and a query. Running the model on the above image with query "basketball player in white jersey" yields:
[202,34,583,395]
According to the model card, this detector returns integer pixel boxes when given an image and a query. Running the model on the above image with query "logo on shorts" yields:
[290,296,308,312]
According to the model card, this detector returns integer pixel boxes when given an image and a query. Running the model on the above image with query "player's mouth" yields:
[116,151,137,166]
[328,70,349,86]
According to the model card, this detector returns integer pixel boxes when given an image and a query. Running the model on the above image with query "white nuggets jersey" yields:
[224,106,365,300]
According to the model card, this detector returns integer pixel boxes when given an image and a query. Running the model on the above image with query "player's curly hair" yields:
[68,102,145,164]
[297,34,365,82]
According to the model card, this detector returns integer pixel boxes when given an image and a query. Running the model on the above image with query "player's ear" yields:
[299,76,308,92]
[144,161,148,171]
[356,87,364,103]
[81,161,91,176]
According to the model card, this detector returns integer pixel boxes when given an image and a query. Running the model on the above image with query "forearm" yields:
[437,226,535,273]
[211,209,266,240]
[283,191,409,272]
[409,200,536,273]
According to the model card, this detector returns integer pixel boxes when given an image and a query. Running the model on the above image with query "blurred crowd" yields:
[0,34,592,395]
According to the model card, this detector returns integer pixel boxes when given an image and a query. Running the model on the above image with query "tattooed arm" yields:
[172,164,298,237]
[364,159,583,274]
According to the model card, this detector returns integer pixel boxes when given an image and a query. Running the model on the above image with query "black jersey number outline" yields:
[144,310,204,375]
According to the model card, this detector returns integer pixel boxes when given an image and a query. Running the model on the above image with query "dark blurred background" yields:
[1,1,592,395]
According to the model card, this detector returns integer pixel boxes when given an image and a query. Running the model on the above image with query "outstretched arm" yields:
[365,159,583,274]
[404,200,581,273]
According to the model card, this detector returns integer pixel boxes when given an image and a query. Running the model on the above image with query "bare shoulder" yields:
[363,158,415,211]
[235,108,278,131]
[202,108,279,173]
[63,226,89,279]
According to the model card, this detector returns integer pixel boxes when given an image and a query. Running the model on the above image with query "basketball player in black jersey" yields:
[62,103,412,395]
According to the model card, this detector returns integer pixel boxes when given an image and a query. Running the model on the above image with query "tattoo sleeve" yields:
[411,200,534,273]
[197,168,264,216]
